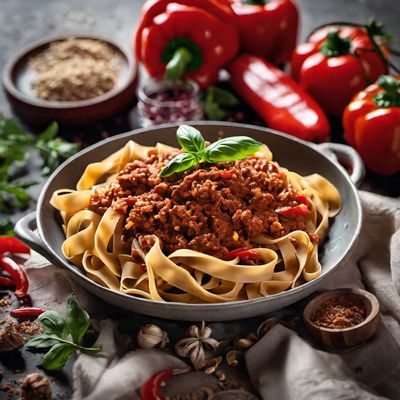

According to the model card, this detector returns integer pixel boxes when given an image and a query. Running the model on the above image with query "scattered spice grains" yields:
[1,379,21,399]
[29,38,123,102]
[311,295,367,329]
[0,295,12,310]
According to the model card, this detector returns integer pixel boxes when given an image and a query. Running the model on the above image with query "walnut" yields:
[0,326,25,352]
[21,373,51,400]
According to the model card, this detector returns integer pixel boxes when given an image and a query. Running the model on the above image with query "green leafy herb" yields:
[203,136,263,163]
[0,218,14,237]
[26,294,101,370]
[176,125,205,153]
[0,114,79,218]
[159,125,262,177]
[204,86,239,121]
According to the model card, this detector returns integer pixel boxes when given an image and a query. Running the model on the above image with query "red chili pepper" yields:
[276,204,310,217]
[227,54,330,142]
[291,24,389,117]
[0,277,16,289]
[343,75,400,175]
[135,0,239,89]
[10,307,45,319]
[0,256,29,298]
[140,369,173,400]
[0,237,30,255]
[230,0,298,65]
[228,247,260,261]
[294,194,309,205]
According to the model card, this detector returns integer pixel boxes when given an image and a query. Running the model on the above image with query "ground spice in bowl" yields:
[310,294,367,329]
[28,38,123,102]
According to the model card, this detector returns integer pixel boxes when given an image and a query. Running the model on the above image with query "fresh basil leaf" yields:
[41,343,76,370]
[159,152,197,177]
[176,125,205,153]
[66,294,91,344]
[203,136,262,163]
[26,333,62,349]
[38,310,67,337]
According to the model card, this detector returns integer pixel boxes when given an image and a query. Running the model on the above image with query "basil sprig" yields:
[26,294,101,370]
[160,125,262,177]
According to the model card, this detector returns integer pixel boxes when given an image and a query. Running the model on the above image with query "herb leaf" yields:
[204,86,239,121]
[159,126,262,177]
[41,343,76,370]
[39,310,67,337]
[66,294,91,344]
[0,218,13,237]
[203,136,262,163]
[0,114,79,215]
[26,333,62,349]
[159,152,197,177]
[26,294,101,370]
[176,125,205,153]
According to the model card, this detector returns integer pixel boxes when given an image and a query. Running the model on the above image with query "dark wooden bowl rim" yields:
[303,288,380,333]
[2,34,137,110]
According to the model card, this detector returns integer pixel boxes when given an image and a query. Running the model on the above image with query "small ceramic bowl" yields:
[303,288,380,349]
[2,35,138,126]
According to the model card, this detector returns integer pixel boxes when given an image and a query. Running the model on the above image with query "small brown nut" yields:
[234,337,254,350]
[226,350,238,367]
[204,366,216,375]
[215,370,226,382]
[21,372,51,400]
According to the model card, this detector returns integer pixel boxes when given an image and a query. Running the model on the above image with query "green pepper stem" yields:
[165,47,193,81]
[320,30,351,57]
[373,75,400,107]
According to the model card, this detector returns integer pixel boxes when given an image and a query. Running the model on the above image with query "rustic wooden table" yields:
[0,0,399,398]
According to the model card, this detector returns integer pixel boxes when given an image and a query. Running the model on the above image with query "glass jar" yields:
[137,78,203,127]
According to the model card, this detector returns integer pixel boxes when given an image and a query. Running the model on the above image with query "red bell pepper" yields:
[291,23,389,117]
[343,75,400,175]
[0,237,30,255]
[230,0,298,64]
[276,204,310,217]
[140,369,173,400]
[227,54,330,142]
[135,0,239,89]
[228,247,260,262]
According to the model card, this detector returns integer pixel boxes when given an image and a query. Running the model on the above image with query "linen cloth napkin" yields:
[24,190,400,400]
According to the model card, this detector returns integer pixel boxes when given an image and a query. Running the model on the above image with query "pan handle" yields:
[317,143,365,188]
[14,212,58,264]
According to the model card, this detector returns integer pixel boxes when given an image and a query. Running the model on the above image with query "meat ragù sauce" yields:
[90,151,318,261]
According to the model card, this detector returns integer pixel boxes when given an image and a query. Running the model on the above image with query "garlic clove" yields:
[137,324,169,349]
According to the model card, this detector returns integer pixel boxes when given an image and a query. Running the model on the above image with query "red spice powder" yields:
[311,295,367,329]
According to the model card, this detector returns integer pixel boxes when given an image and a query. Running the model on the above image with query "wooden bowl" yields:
[2,35,138,126]
[303,288,380,349]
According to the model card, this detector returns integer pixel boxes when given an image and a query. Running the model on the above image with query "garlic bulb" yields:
[137,324,169,349]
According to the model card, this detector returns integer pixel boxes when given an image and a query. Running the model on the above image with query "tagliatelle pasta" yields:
[51,138,341,303]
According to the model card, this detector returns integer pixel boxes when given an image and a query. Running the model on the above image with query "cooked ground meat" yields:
[90,151,318,261]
